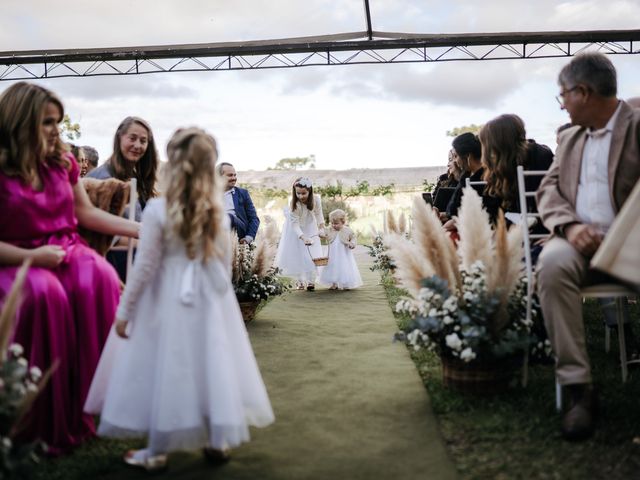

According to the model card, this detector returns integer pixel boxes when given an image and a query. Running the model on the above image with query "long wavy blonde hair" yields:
[165,128,224,261]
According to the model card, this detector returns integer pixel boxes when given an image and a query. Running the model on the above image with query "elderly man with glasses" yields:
[536,52,640,441]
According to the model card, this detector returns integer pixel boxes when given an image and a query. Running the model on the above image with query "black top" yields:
[446,167,486,218]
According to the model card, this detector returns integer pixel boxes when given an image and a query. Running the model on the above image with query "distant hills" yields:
[236,166,446,190]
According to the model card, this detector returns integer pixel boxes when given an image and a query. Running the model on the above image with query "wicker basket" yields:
[441,355,520,395]
[312,256,329,266]
[306,242,329,266]
[238,300,260,323]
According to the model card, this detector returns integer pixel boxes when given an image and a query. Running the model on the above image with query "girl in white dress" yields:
[319,209,363,290]
[274,177,326,291]
[84,128,274,471]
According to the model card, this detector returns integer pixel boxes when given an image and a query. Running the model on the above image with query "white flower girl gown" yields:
[275,194,325,284]
[318,226,363,289]
[85,198,274,453]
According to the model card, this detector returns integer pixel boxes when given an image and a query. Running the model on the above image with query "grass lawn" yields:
[382,273,640,480]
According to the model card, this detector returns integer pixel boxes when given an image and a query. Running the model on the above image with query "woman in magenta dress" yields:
[0,82,140,454]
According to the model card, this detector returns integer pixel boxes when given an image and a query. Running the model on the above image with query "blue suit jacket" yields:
[230,187,260,240]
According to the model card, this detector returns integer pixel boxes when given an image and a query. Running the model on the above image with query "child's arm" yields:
[115,201,165,338]
[347,226,357,249]
[289,207,312,244]
[314,194,326,236]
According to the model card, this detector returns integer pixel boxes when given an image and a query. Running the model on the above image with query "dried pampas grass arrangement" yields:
[385,233,434,296]
[385,187,526,335]
[262,215,281,246]
[251,234,278,278]
[410,197,460,292]
[385,210,399,234]
[398,212,408,235]
[456,187,493,273]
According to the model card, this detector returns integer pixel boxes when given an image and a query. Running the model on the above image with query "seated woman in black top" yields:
[442,132,484,223]
[479,113,553,228]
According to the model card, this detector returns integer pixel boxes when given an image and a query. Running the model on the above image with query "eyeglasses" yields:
[555,86,580,107]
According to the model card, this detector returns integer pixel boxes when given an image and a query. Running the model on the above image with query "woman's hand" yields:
[30,245,66,268]
[443,218,457,232]
[348,242,356,249]
[300,236,313,246]
[115,319,129,339]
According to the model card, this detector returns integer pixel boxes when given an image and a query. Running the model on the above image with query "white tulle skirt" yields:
[318,241,363,289]
[85,259,274,454]
[275,208,323,283]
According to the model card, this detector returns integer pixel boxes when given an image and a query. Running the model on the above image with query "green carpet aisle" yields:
[96,247,458,479]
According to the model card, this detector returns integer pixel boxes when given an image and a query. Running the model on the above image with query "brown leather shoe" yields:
[561,383,598,441]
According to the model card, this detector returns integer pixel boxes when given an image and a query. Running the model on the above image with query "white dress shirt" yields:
[575,102,622,232]
[224,188,236,215]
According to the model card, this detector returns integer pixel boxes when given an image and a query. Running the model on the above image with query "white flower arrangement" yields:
[388,188,548,364]
[231,236,289,303]
[395,263,539,363]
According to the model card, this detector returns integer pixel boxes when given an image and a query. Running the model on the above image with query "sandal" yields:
[329,284,338,290]
[203,447,231,464]
[296,282,306,290]
[123,449,168,472]
[306,283,315,291]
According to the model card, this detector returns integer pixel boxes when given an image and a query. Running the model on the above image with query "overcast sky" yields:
[1,0,639,171]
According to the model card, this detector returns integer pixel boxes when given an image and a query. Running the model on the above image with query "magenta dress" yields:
[0,155,120,454]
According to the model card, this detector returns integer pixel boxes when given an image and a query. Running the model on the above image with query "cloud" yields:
[276,61,526,109]
[41,74,198,101]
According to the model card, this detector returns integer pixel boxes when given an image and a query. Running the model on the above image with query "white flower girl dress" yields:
[318,226,363,289]
[85,198,274,453]
[275,193,325,285]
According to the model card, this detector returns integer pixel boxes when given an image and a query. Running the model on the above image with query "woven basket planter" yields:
[441,355,520,395]
[238,300,261,323]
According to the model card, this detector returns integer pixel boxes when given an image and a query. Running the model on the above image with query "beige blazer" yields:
[537,100,640,235]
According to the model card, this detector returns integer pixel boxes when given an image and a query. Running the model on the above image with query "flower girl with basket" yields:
[275,177,327,291]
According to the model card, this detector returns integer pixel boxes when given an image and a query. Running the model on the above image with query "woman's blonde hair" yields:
[0,82,69,181]
[165,127,224,261]
[108,116,159,204]
[479,114,528,210]
[329,209,347,223]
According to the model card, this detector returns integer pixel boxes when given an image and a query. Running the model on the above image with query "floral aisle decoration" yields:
[365,210,409,274]
[388,189,548,391]
[231,232,289,321]
[0,261,56,478]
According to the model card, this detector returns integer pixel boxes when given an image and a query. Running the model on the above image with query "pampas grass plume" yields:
[456,187,493,272]
[385,233,435,296]
[411,197,460,291]
[0,259,31,362]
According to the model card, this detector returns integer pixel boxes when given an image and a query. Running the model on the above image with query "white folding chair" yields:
[516,166,637,411]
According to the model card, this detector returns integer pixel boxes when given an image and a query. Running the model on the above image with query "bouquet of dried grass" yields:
[231,234,289,303]
[388,188,541,363]
[0,260,57,474]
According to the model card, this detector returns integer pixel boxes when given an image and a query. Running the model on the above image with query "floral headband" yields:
[296,177,312,188]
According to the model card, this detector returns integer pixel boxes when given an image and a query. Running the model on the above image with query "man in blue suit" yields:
[218,162,260,243]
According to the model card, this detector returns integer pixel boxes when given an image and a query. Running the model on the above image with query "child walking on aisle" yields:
[319,209,363,290]
[275,177,326,291]
[85,128,274,471]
